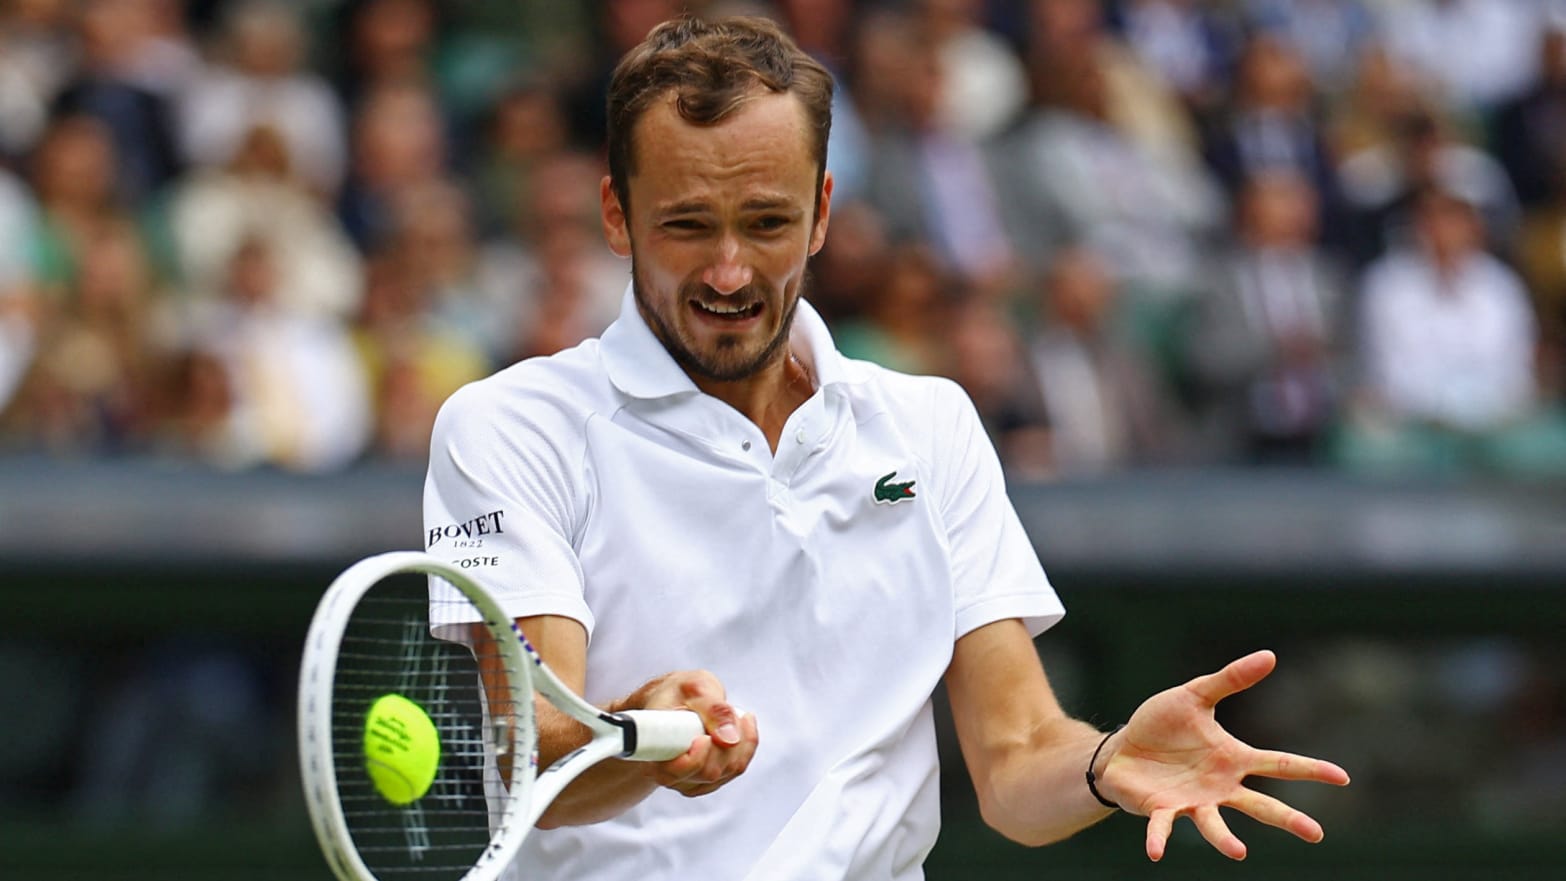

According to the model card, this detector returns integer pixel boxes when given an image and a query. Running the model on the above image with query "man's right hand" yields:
[617,670,759,798]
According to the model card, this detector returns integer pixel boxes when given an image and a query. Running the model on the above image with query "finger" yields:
[1250,749,1351,785]
[673,674,743,746]
[648,735,715,787]
[713,704,755,748]
[1186,650,1277,706]
[651,714,759,791]
[1145,809,1176,862]
[710,711,742,746]
[1193,805,1247,861]
[1229,788,1324,843]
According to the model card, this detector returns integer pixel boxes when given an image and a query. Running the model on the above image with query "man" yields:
[423,16,1348,879]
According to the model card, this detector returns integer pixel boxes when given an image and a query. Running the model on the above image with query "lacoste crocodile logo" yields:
[874,471,916,504]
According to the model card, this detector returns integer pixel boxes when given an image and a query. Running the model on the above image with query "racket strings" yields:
[329,583,533,879]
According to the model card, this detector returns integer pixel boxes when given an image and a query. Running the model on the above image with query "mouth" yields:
[690,299,764,323]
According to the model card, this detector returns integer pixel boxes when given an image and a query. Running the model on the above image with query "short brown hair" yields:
[605,15,834,212]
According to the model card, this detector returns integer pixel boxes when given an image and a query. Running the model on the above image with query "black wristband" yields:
[1085,724,1124,810]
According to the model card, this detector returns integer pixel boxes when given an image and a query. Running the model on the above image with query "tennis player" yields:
[423,15,1349,879]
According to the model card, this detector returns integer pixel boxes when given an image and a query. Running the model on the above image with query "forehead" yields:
[627,90,818,210]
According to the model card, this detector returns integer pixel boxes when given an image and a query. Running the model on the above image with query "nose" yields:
[702,235,753,295]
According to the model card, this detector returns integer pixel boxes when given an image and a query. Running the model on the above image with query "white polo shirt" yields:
[423,288,1064,880]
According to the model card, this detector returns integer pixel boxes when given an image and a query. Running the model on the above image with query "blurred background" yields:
[0,0,1563,878]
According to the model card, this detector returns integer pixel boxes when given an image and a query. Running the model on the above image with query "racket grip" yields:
[618,709,707,761]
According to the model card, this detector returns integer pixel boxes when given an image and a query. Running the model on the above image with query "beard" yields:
[631,259,804,383]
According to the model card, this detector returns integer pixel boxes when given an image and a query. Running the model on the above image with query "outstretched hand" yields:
[1094,650,1350,862]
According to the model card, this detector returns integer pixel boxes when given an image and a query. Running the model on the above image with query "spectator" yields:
[558,0,686,152]
[470,83,570,239]
[338,80,450,250]
[51,0,186,203]
[1189,170,1349,463]
[166,123,363,320]
[1326,42,1431,164]
[0,0,76,160]
[998,26,1222,305]
[1337,108,1520,267]
[1241,0,1378,96]
[1029,0,1208,178]
[335,0,440,112]
[1493,27,1566,212]
[178,0,348,196]
[777,0,872,201]
[2,221,157,453]
[834,244,955,376]
[855,11,1016,289]
[805,200,891,326]
[155,346,242,466]
[0,165,37,294]
[1112,0,1241,115]
[1343,184,1566,475]
[475,151,625,364]
[1024,246,1184,475]
[381,180,495,360]
[1202,32,1339,212]
[1516,155,1566,401]
[858,8,1014,291]
[26,114,144,293]
[182,236,372,472]
[1375,0,1542,114]
[352,253,486,462]
[946,296,1053,477]
[914,0,1029,141]
[0,168,38,414]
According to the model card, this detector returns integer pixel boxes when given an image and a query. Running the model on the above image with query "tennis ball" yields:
[363,693,440,805]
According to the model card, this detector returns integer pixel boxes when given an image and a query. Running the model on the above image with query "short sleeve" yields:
[423,381,594,641]
[929,379,1064,640]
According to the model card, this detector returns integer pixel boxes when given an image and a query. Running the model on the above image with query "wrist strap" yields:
[1085,724,1124,810]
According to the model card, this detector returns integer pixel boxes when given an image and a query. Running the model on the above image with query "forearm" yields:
[969,715,1118,846]
[471,619,752,828]
[467,621,660,826]
[946,620,1120,847]
[532,698,661,828]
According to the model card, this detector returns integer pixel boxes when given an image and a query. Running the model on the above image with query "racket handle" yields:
[617,709,707,761]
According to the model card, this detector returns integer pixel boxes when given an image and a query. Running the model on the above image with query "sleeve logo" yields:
[427,510,506,548]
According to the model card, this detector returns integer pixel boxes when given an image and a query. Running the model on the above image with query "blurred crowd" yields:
[2,0,1566,479]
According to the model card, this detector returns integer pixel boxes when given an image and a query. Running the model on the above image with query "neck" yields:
[690,350,815,453]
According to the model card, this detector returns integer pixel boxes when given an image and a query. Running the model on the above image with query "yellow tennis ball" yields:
[363,693,440,805]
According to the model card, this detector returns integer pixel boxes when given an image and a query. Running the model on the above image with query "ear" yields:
[601,175,631,258]
[807,170,834,257]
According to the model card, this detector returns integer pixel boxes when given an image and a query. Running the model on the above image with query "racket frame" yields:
[298,550,703,881]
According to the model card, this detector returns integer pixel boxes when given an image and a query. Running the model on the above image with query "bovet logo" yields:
[427,510,506,547]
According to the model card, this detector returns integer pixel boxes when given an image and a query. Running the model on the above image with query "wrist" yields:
[1086,724,1124,810]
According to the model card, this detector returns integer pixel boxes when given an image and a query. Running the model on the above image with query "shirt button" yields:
[742,441,752,451]
[795,429,807,444]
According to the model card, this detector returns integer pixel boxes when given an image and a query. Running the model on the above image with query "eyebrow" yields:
[655,195,802,216]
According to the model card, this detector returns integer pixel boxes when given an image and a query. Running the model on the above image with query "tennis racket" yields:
[298,550,704,881]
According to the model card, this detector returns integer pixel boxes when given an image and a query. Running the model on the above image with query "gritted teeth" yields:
[693,300,763,317]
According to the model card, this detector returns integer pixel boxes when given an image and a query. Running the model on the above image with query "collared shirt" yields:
[1360,250,1537,430]
[424,287,1062,880]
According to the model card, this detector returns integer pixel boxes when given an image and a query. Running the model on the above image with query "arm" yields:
[945,619,1113,846]
[472,614,759,829]
[947,620,1350,861]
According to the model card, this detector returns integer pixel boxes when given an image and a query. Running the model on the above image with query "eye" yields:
[662,219,708,233]
[752,215,790,232]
